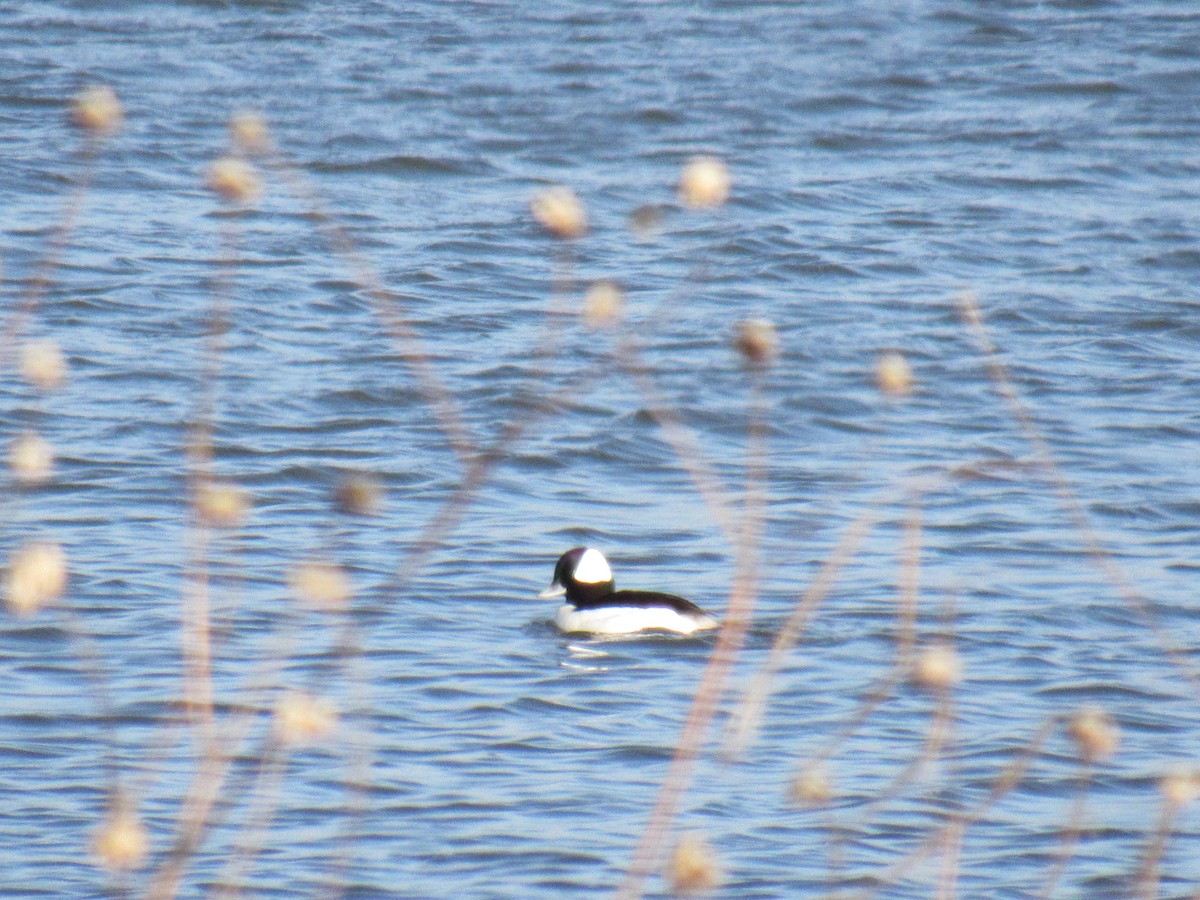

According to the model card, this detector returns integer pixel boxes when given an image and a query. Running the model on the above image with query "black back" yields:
[573,588,709,616]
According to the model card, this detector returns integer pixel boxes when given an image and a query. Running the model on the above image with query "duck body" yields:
[540,547,719,636]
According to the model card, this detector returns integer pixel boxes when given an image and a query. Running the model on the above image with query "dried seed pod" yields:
[733,319,779,366]
[275,691,338,745]
[193,481,250,528]
[876,350,914,398]
[789,765,834,807]
[1067,707,1119,764]
[583,281,624,329]
[6,541,67,617]
[628,203,664,238]
[289,558,351,610]
[530,186,587,239]
[1160,768,1200,807]
[912,645,962,692]
[71,85,123,136]
[10,431,54,485]
[20,340,68,391]
[206,156,262,204]
[678,156,730,209]
[92,797,148,872]
[667,833,721,895]
[334,473,384,516]
[229,110,271,155]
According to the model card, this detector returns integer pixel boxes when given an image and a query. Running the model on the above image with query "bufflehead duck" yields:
[539,547,719,635]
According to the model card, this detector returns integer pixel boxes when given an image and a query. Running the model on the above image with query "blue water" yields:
[3,1,1200,896]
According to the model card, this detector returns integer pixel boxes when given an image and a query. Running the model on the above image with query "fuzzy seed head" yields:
[206,156,262,204]
[583,281,624,329]
[92,801,148,871]
[6,541,67,617]
[335,473,384,516]
[229,110,271,155]
[1067,707,1119,764]
[10,431,54,485]
[678,156,731,209]
[289,558,351,610]
[530,186,587,240]
[877,350,915,398]
[20,340,68,391]
[71,85,123,136]
[667,833,722,895]
[275,692,338,745]
[194,481,249,528]
[733,319,779,366]
[1161,768,1200,807]
[790,765,834,807]
[629,203,664,238]
[913,645,962,692]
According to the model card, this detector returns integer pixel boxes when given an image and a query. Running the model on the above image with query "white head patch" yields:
[574,548,613,584]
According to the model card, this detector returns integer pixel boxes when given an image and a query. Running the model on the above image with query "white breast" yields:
[555,603,718,635]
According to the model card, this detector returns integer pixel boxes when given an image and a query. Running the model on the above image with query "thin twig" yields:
[613,334,739,547]
[614,368,769,900]
[1135,797,1179,900]
[0,138,100,366]
[210,737,290,899]
[895,500,922,668]
[723,498,884,760]
[1037,762,1092,900]
[144,711,260,900]
[959,291,1200,693]
[263,147,477,467]
[839,716,1057,900]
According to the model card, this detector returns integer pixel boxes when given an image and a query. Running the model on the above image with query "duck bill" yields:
[538,582,566,599]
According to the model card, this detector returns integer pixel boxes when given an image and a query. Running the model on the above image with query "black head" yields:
[541,546,615,606]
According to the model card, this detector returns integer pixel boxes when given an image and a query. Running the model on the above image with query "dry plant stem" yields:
[934,821,964,900]
[367,288,591,607]
[320,629,372,900]
[206,528,249,662]
[613,334,739,547]
[1136,799,1179,900]
[843,716,1057,900]
[56,602,122,788]
[724,499,884,760]
[823,806,848,883]
[3,142,117,779]
[212,607,321,895]
[806,668,906,772]
[137,600,309,897]
[144,712,259,900]
[1037,762,1092,900]
[827,689,957,876]
[182,222,238,733]
[614,372,769,900]
[896,501,922,667]
[868,688,956,814]
[212,739,290,899]
[127,588,302,820]
[727,455,1026,761]
[316,271,589,895]
[0,138,99,366]
[959,292,1200,693]
[315,252,610,899]
[182,521,215,731]
[145,222,276,897]
[263,150,476,467]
